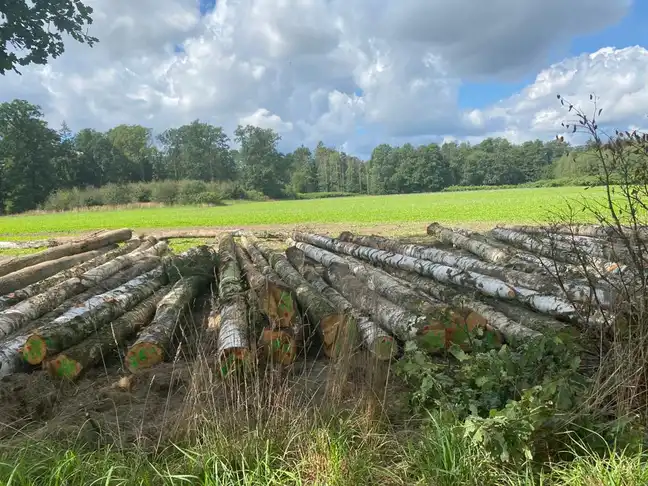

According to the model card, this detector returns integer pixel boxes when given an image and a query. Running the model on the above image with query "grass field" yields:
[0,186,603,237]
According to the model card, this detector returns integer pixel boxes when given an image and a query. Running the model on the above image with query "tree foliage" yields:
[0,97,618,214]
[0,0,98,75]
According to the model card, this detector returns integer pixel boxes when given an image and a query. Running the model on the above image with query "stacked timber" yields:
[0,222,629,381]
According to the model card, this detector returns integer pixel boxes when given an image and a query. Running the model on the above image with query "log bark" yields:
[27,256,163,332]
[292,231,517,300]
[0,229,132,278]
[0,246,116,296]
[0,242,168,339]
[501,223,648,242]
[383,269,541,345]
[44,289,168,380]
[291,240,478,332]
[235,245,303,345]
[293,231,590,324]
[217,234,244,299]
[0,239,144,311]
[163,245,218,283]
[211,295,253,376]
[427,222,510,263]
[0,239,60,249]
[324,262,456,348]
[338,231,613,308]
[126,275,211,372]
[0,258,164,378]
[300,265,396,360]
[22,266,169,365]
[491,227,607,267]
[243,234,345,358]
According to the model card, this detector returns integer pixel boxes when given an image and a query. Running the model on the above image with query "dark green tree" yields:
[1,0,98,74]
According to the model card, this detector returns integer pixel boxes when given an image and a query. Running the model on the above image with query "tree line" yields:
[0,98,599,214]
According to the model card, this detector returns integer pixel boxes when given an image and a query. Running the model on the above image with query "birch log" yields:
[0,246,116,296]
[0,228,132,278]
[491,227,610,268]
[210,295,253,376]
[235,246,304,363]
[126,275,211,372]
[289,240,478,331]
[301,265,396,360]
[0,239,60,249]
[27,256,163,331]
[205,234,254,372]
[501,223,648,242]
[426,223,510,263]
[324,262,465,352]
[22,266,169,365]
[0,239,144,311]
[292,231,517,300]
[44,290,168,380]
[0,242,168,339]
[337,231,613,308]
[163,245,218,282]
[244,234,346,358]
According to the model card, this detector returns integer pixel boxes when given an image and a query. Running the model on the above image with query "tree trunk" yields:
[0,246,116,296]
[0,243,168,339]
[210,295,253,376]
[217,234,244,300]
[0,229,132,278]
[44,289,168,380]
[126,275,211,372]
[491,227,608,268]
[163,245,218,283]
[501,223,648,242]
[0,239,146,311]
[427,223,510,263]
[0,239,60,250]
[337,232,613,308]
[292,231,517,300]
[22,266,169,365]
[236,245,296,328]
[301,265,396,360]
[290,239,480,332]
[243,234,345,358]
[28,256,163,332]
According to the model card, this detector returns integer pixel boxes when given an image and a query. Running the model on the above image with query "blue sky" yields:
[460,2,646,109]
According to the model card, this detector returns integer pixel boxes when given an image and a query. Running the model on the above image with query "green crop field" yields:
[0,186,604,237]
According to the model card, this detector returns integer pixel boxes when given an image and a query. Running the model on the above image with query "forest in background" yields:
[0,98,608,214]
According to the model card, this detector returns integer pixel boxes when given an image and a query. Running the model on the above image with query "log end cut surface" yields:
[23,335,48,365]
[260,328,296,365]
[219,347,253,377]
[44,354,83,380]
[126,341,164,372]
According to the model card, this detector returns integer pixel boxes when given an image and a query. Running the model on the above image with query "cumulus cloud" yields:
[0,0,643,156]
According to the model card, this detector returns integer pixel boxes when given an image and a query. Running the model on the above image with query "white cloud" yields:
[0,0,643,157]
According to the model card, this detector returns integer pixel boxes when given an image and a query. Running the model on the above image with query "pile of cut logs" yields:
[0,222,638,381]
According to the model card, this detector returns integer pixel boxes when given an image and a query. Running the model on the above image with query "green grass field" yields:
[0,186,603,236]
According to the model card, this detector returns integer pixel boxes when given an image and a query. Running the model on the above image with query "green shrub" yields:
[150,180,179,205]
[131,182,152,202]
[187,192,223,206]
[100,183,133,205]
[43,189,81,211]
[297,191,357,199]
[208,181,243,200]
[78,187,104,207]
[244,189,268,201]
[177,180,209,205]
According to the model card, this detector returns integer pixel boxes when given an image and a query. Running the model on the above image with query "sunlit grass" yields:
[0,187,605,236]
